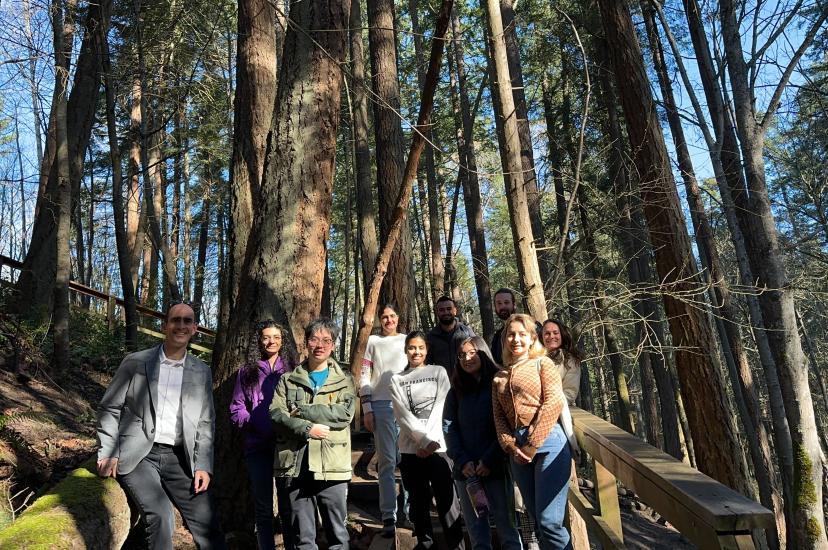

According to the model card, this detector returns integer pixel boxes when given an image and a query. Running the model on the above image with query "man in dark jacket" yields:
[426,295,476,377]
[489,288,517,365]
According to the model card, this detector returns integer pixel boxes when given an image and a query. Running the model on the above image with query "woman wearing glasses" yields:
[444,336,522,550]
[230,320,298,550]
[270,318,356,550]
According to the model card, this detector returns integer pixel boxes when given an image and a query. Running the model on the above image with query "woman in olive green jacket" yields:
[270,318,356,550]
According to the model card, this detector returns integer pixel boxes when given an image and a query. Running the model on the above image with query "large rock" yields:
[0,461,130,549]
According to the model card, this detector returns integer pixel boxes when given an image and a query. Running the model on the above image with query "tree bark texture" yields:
[598,0,750,495]
[482,0,546,321]
[367,0,417,328]
[221,0,278,350]
[409,0,445,298]
[499,0,551,288]
[212,0,350,532]
[50,0,75,373]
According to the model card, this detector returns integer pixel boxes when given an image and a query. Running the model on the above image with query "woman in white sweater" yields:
[359,304,409,536]
[390,330,465,550]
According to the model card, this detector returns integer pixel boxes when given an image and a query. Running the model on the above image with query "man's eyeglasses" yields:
[307,336,334,347]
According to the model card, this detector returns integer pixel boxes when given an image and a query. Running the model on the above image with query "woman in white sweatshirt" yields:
[390,330,465,550]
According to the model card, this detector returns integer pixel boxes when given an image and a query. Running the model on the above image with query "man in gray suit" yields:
[96,302,226,549]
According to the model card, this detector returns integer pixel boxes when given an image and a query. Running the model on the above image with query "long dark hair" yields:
[542,318,582,362]
[451,336,498,396]
[241,320,298,390]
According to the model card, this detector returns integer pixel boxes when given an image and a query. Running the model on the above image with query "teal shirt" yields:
[308,368,330,394]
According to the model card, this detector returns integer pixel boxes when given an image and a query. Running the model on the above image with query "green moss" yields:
[0,462,129,549]
[794,444,823,543]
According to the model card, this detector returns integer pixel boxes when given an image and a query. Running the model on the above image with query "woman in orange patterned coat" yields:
[492,313,571,549]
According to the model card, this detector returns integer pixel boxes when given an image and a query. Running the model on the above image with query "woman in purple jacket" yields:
[230,320,298,550]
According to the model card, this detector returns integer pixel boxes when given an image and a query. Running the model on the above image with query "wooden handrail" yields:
[0,254,215,341]
[569,407,774,549]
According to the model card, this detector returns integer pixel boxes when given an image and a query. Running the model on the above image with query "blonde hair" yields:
[501,313,545,366]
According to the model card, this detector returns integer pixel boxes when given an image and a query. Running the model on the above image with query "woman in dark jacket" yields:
[443,336,522,550]
[230,321,298,550]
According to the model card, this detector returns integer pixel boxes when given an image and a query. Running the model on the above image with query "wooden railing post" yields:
[107,296,117,332]
[593,457,623,542]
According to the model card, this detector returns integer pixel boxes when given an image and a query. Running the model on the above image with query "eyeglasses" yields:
[169,316,195,326]
[458,349,478,360]
[308,337,334,347]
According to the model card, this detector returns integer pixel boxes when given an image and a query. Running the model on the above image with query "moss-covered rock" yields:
[0,460,130,549]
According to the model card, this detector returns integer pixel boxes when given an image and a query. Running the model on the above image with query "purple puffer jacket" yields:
[230,358,290,454]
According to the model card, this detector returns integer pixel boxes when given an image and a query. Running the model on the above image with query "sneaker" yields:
[396,515,413,530]
[381,518,396,538]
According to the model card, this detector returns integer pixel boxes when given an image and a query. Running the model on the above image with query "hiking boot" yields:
[381,518,396,538]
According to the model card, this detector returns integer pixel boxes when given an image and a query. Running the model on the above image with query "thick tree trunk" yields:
[642,6,782,545]
[367,0,417,328]
[348,0,379,293]
[598,0,750,494]
[212,0,350,532]
[482,0,546,320]
[448,7,493,342]
[678,0,795,522]
[218,0,278,360]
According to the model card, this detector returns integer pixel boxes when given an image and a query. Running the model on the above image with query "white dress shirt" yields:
[154,347,186,445]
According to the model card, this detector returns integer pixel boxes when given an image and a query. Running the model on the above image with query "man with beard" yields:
[490,288,542,365]
[490,288,517,365]
[425,295,476,378]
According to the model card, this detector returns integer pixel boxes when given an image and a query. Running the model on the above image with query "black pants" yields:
[119,444,226,550]
[399,452,465,550]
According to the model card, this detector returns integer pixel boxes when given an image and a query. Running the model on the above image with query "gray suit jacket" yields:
[96,345,216,476]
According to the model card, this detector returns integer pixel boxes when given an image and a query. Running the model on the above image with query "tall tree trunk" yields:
[22,0,44,170]
[595,61,683,459]
[499,0,550,287]
[409,0,445,297]
[134,0,180,306]
[193,197,210,325]
[482,0,546,320]
[50,0,75,373]
[448,7,493,342]
[597,0,750,495]
[718,1,828,544]
[15,0,106,316]
[212,0,350,532]
[348,0,379,293]
[677,0,795,519]
[218,0,278,360]
[642,5,782,544]
[102,10,139,350]
[367,0,417,328]
[348,0,454,373]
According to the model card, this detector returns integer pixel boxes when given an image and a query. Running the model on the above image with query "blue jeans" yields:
[246,446,294,550]
[455,475,522,550]
[511,424,572,550]
[373,400,408,521]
